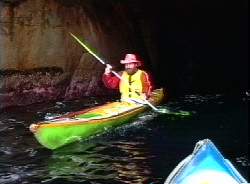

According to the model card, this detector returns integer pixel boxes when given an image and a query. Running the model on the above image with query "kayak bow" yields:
[165,139,248,184]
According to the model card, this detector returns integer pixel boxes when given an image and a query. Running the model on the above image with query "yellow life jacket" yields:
[119,69,146,100]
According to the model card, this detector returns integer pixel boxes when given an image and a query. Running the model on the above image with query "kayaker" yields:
[102,53,152,102]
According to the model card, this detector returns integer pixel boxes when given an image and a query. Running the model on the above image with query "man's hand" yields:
[104,64,112,74]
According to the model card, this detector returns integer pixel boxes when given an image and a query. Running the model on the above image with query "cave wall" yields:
[0,0,143,71]
[0,0,157,108]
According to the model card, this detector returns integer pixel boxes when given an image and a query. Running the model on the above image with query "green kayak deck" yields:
[29,88,164,149]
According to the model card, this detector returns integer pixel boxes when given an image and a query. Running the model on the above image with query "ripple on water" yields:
[0,173,21,184]
[0,147,13,156]
[236,156,250,167]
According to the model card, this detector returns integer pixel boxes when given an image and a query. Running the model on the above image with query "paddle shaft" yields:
[70,33,121,79]
[70,32,160,111]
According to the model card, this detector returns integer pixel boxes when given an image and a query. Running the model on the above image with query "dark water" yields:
[0,93,248,184]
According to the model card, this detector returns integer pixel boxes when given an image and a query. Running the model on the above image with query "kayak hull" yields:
[165,139,247,184]
[30,88,164,149]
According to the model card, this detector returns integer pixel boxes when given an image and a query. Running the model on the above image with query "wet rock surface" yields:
[0,66,117,109]
[0,67,67,108]
[0,0,147,108]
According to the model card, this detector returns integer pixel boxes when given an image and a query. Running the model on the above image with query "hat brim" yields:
[120,60,141,64]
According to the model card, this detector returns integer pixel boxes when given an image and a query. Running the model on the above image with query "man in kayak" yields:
[102,53,152,102]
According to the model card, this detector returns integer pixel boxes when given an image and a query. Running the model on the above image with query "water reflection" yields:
[45,140,154,184]
[112,141,153,184]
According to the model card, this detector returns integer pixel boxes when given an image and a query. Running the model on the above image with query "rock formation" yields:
[0,0,156,108]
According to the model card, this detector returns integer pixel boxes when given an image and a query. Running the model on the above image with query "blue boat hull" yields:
[165,139,247,184]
